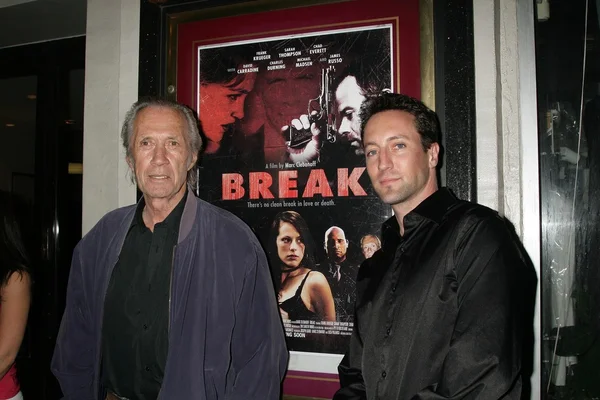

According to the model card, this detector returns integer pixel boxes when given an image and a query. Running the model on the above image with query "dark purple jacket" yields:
[51,193,288,399]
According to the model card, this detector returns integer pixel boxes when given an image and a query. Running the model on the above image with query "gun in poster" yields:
[288,66,338,149]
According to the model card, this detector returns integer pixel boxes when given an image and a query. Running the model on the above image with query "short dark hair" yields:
[0,191,30,290]
[333,58,391,99]
[359,92,441,150]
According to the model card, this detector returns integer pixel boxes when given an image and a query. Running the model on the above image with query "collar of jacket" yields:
[380,188,459,249]
[178,187,197,243]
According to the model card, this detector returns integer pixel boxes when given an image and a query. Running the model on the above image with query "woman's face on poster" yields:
[276,221,305,268]
[199,73,257,145]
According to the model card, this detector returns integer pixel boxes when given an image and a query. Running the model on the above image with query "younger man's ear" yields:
[428,143,440,168]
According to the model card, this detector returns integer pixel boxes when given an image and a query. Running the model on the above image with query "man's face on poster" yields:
[258,65,322,131]
[336,75,365,153]
[326,227,348,263]
[199,73,256,146]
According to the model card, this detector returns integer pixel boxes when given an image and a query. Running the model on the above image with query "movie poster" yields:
[194,25,393,354]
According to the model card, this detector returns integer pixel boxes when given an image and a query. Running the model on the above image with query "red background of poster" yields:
[174,1,420,397]
[176,0,421,109]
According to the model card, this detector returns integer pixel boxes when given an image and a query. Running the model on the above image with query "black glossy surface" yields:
[0,36,85,400]
[139,0,255,98]
[434,0,476,202]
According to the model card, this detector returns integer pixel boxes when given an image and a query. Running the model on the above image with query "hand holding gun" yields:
[285,66,337,149]
[281,66,337,162]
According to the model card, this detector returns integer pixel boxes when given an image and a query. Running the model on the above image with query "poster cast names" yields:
[240,43,344,74]
[284,319,353,339]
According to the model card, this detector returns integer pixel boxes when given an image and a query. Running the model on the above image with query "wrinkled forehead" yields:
[134,106,186,129]
[139,105,187,131]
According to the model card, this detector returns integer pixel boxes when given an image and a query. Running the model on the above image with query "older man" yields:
[52,99,288,400]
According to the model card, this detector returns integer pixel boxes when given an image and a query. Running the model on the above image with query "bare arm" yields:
[305,271,336,321]
[0,271,31,379]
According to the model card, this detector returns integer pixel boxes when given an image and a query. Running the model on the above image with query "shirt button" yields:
[381,371,387,378]
[386,327,391,336]
[145,366,150,372]
[143,324,148,330]
[392,285,397,293]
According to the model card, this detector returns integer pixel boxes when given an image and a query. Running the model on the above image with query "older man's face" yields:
[128,106,196,205]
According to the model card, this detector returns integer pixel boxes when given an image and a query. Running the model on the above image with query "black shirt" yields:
[334,188,534,399]
[101,191,187,400]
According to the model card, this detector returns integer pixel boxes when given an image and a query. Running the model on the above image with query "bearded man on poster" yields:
[51,99,288,400]
[333,93,536,399]
[322,226,359,323]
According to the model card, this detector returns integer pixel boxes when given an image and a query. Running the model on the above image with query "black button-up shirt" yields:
[101,191,187,400]
[334,188,535,399]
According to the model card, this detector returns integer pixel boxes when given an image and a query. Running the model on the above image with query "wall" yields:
[82,0,139,234]
[473,0,541,398]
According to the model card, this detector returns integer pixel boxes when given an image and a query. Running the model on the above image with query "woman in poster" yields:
[196,46,262,199]
[198,47,258,155]
[269,210,335,322]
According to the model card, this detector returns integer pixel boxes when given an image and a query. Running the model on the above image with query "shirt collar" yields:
[381,188,459,247]
[132,189,188,233]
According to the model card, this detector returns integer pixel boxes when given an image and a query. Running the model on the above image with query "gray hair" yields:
[121,98,203,187]
[360,234,381,249]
